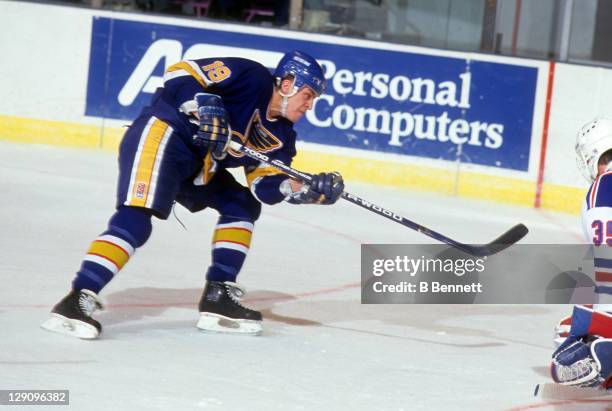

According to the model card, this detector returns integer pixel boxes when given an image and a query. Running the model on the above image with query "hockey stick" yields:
[229,141,528,257]
[534,382,611,400]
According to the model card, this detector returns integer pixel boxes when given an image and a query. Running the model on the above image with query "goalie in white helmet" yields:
[575,117,612,306]
[550,117,612,390]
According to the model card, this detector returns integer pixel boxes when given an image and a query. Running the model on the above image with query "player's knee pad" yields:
[107,206,153,248]
[246,196,262,222]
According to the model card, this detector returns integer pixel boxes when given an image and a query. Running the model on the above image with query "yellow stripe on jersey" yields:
[245,166,285,187]
[199,152,216,185]
[166,61,209,88]
[213,228,253,248]
[87,240,130,270]
[129,119,168,207]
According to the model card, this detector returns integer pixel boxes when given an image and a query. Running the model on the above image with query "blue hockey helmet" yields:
[274,50,326,96]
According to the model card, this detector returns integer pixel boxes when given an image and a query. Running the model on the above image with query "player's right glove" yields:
[284,172,344,205]
[193,93,231,159]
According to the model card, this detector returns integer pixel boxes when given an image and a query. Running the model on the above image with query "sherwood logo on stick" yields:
[344,193,403,222]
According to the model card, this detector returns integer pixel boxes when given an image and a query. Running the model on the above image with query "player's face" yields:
[285,86,318,122]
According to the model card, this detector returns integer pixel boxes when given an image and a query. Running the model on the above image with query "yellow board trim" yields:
[540,183,585,214]
[0,114,124,151]
[0,114,585,214]
[292,150,584,214]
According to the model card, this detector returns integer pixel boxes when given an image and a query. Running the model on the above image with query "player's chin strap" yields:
[276,77,298,118]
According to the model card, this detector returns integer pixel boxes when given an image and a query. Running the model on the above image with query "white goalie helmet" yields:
[576,117,612,182]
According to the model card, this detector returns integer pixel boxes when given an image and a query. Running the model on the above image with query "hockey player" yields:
[551,117,612,389]
[41,50,344,339]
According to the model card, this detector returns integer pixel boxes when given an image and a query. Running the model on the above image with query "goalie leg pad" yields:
[591,339,612,388]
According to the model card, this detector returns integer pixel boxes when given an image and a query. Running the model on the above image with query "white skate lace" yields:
[78,290,104,317]
[224,282,249,309]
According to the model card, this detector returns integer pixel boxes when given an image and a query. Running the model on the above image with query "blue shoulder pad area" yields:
[592,173,612,208]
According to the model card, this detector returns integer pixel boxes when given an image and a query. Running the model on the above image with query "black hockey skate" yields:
[197,281,262,335]
[41,289,104,339]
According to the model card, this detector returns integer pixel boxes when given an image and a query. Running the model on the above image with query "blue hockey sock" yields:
[206,216,254,283]
[72,207,153,293]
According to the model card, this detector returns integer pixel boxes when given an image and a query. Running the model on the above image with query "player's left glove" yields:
[309,172,344,204]
[283,172,344,205]
[551,335,612,389]
[193,93,231,159]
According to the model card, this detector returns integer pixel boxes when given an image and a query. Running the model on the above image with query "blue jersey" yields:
[141,57,295,204]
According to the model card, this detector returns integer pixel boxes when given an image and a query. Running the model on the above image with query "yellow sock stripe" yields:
[87,240,131,270]
[129,119,168,207]
[212,228,252,248]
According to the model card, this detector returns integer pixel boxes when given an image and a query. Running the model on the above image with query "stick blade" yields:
[534,382,611,400]
[461,223,529,257]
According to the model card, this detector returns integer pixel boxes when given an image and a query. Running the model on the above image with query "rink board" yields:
[1,1,606,213]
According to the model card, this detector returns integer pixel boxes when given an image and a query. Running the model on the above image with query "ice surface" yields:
[0,141,608,411]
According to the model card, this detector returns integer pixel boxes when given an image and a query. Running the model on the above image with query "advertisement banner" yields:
[86,17,538,171]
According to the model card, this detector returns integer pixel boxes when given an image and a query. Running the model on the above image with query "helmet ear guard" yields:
[576,117,612,182]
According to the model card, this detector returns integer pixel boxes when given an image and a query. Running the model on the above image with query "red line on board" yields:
[534,61,556,209]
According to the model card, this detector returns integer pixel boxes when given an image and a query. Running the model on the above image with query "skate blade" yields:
[196,313,262,336]
[41,314,100,340]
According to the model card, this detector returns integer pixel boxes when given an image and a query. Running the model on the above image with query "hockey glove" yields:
[193,93,231,159]
[284,172,344,204]
[551,335,612,389]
